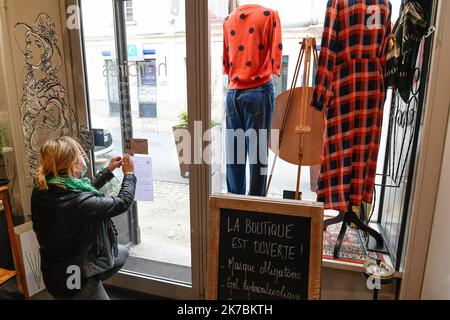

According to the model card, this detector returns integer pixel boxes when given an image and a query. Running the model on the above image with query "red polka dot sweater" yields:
[223,4,283,89]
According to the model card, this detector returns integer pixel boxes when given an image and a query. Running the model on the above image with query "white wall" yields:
[0,43,23,214]
[421,114,450,299]
[239,0,328,26]
[322,267,397,300]
[81,0,186,38]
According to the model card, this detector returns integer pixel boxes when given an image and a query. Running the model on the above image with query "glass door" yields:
[80,0,200,299]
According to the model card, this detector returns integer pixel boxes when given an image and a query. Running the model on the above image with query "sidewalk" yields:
[131,180,191,267]
[129,176,318,269]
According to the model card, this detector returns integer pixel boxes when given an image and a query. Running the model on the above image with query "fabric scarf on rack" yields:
[385,0,429,102]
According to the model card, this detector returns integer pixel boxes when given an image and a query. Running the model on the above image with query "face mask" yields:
[77,156,88,178]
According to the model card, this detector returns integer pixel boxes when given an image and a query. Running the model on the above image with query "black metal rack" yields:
[375,0,438,270]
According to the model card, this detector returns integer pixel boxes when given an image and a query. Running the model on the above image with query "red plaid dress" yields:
[311,0,392,212]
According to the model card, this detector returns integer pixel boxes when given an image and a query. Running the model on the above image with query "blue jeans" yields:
[225,81,275,196]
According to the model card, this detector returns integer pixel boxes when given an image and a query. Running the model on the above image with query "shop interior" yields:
[1,0,450,300]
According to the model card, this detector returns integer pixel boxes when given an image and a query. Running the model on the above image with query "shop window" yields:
[209,0,329,199]
[273,55,289,97]
[105,60,120,116]
[138,60,157,86]
[211,0,402,208]
[125,0,134,21]
[170,0,180,16]
[138,102,157,118]
[137,60,157,118]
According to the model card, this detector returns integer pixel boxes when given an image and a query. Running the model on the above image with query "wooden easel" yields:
[294,38,319,200]
[267,37,322,199]
[0,184,30,299]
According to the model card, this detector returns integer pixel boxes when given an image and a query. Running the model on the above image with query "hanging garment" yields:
[223,4,282,89]
[311,0,392,212]
[385,0,428,102]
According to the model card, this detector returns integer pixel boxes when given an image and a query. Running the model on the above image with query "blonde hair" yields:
[37,136,86,190]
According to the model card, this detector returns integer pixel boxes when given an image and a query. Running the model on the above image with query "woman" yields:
[31,136,136,300]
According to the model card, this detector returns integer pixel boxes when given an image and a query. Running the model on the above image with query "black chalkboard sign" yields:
[207,195,323,300]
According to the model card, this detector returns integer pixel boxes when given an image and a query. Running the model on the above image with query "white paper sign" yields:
[14,222,45,297]
[132,156,154,201]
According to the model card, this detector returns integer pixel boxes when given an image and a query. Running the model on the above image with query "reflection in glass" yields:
[81,0,191,284]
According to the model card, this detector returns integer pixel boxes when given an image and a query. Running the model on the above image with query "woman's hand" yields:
[122,154,135,174]
[108,156,123,172]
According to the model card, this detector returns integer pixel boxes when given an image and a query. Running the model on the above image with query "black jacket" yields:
[31,168,137,297]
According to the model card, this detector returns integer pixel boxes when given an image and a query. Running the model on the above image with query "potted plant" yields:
[172,111,190,178]
[0,123,10,155]
[172,111,222,178]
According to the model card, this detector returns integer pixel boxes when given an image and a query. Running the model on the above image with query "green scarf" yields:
[46,175,103,196]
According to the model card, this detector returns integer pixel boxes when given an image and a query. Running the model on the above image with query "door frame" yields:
[76,0,211,299]
[185,0,211,300]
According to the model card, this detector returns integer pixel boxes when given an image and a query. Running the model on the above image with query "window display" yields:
[311,0,392,258]
[266,37,325,201]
